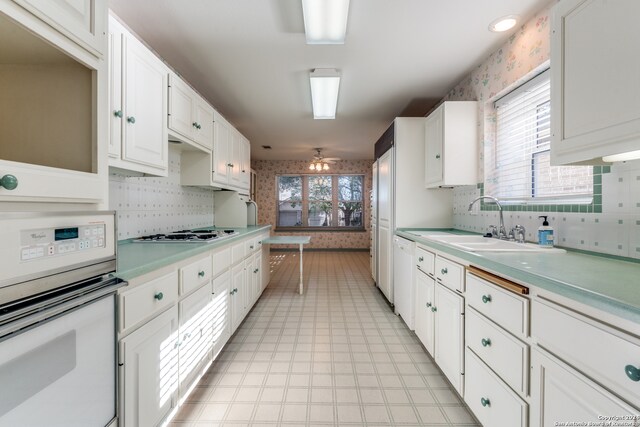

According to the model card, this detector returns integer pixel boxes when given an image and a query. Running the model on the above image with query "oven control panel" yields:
[20,224,106,261]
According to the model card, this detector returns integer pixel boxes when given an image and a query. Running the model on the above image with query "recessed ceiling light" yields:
[489,15,519,32]
[302,0,350,44]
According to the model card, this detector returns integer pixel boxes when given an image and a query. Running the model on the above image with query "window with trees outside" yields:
[277,175,364,230]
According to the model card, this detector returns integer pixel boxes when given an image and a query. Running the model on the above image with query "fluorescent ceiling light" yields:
[310,69,341,120]
[489,15,519,32]
[602,150,640,162]
[302,0,350,44]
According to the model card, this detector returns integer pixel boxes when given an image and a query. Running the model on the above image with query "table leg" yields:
[299,243,304,295]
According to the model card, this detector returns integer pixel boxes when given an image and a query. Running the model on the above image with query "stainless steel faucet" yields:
[468,195,507,239]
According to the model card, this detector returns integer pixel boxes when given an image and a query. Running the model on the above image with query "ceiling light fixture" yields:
[488,15,519,32]
[309,68,341,120]
[301,0,350,44]
[602,150,640,163]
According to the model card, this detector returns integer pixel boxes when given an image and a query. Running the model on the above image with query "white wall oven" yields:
[0,212,123,426]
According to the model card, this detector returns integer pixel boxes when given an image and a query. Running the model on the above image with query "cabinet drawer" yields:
[245,237,259,254]
[466,307,528,395]
[416,246,435,276]
[231,241,246,264]
[212,247,231,278]
[467,273,528,338]
[180,255,212,295]
[120,271,178,332]
[532,299,640,408]
[465,349,528,427]
[435,256,464,292]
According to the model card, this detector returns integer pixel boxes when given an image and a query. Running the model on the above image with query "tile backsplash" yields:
[109,148,214,240]
[453,160,640,259]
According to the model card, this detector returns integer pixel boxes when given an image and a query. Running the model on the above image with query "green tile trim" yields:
[478,166,602,214]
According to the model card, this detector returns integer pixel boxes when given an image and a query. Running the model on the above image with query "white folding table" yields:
[262,236,311,294]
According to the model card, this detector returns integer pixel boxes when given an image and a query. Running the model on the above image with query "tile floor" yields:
[170,251,479,426]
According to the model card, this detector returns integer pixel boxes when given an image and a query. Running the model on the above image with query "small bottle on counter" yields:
[537,216,554,248]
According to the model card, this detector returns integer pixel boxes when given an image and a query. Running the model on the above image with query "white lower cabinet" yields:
[530,348,637,427]
[434,283,465,396]
[178,283,214,397]
[414,269,435,356]
[212,271,231,359]
[120,306,179,427]
[465,349,527,427]
[230,261,246,334]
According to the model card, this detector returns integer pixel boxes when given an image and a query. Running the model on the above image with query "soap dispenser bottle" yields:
[537,216,554,247]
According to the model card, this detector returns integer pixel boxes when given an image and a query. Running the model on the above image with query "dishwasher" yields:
[393,236,415,330]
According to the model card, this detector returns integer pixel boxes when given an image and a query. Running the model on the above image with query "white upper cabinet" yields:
[424,101,478,188]
[239,134,251,189]
[210,111,250,192]
[168,73,213,151]
[11,0,107,58]
[0,1,108,204]
[212,111,232,185]
[108,15,168,176]
[550,0,640,165]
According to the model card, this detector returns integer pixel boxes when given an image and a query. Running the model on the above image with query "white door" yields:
[530,348,637,427]
[435,283,464,395]
[414,270,435,356]
[424,105,443,186]
[212,271,231,359]
[230,262,245,333]
[377,149,393,303]
[393,236,414,329]
[121,306,178,427]
[122,33,168,172]
[213,115,231,184]
[370,160,378,282]
[178,284,213,397]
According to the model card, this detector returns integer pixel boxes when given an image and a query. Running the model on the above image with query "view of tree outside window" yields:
[276,175,364,229]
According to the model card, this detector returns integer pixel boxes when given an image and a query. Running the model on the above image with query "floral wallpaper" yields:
[252,159,372,249]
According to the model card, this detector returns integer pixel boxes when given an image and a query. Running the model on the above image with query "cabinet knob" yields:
[113,109,123,118]
[481,338,492,347]
[418,256,424,262]
[426,302,432,308]
[254,268,259,273]
[480,397,490,407]
[435,154,441,159]
[127,116,136,124]
[154,292,164,301]
[250,245,254,249]
[441,268,448,274]
[183,332,191,340]
[625,365,640,382]
[227,163,233,167]
[0,174,18,191]
[431,306,437,312]
[198,270,205,277]
[482,294,492,304]
[193,122,198,128]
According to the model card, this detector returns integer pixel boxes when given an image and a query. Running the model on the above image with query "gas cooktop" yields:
[133,229,238,243]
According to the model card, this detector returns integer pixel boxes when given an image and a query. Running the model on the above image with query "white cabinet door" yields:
[230,262,245,333]
[252,251,262,302]
[551,0,640,165]
[424,106,443,186]
[261,236,270,291]
[13,0,107,57]
[120,306,178,427]
[194,98,214,151]
[377,150,393,303]
[239,135,251,190]
[212,271,231,359]
[435,283,464,395]
[213,113,231,185]
[229,130,243,188]
[122,32,168,173]
[414,270,435,356]
[178,283,213,397]
[530,348,637,427]
[168,74,197,143]
[108,19,122,160]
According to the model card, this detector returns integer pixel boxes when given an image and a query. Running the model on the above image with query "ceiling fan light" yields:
[302,0,350,44]
[315,163,322,171]
[309,163,315,170]
[310,69,340,120]
[323,163,329,170]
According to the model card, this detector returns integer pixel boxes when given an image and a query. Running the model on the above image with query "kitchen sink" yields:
[408,232,565,253]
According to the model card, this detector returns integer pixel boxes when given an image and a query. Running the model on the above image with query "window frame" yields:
[275,174,366,232]
[486,68,593,206]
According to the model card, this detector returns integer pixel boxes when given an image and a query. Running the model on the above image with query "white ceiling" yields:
[109,0,550,161]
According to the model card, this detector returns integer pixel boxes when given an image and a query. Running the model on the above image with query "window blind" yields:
[486,69,593,204]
